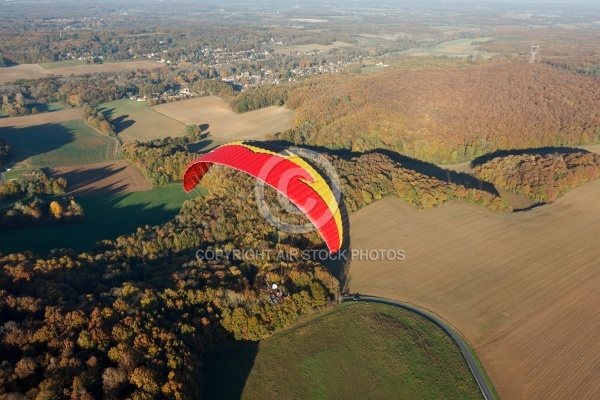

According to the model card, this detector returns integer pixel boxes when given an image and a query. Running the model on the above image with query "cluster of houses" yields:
[129,87,193,102]
[221,55,385,90]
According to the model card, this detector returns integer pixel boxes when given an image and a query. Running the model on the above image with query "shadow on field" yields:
[111,114,136,133]
[470,146,590,168]
[188,139,219,154]
[270,141,500,196]
[0,191,185,256]
[372,148,499,195]
[201,342,259,399]
[0,123,76,165]
[85,193,183,250]
[98,107,136,133]
[48,163,134,196]
[27,103,51,113]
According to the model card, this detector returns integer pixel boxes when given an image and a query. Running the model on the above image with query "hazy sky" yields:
[5,0,599,10]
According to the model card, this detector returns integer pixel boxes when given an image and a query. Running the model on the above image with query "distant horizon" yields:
[2,0,599,5]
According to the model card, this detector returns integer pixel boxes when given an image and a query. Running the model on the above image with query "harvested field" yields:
[0,64,49,83]
[48,160,151,196]
[0,108,82,128]
[581,144,600,154]
[49,60,160,76]
[272,41,354,54]
[153,96,295,142]
[400,37,494,58]
[0,60,161,83]
[436,37,492,53]
[98,99,187,142]
[347,180,600,399]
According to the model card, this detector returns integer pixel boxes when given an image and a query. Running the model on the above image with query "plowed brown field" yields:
[49,160,150,196]
[347,180,600,399]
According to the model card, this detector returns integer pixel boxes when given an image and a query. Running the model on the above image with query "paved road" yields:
[342,295,495,400]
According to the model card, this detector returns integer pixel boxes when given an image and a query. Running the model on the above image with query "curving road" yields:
[342,295,495,400]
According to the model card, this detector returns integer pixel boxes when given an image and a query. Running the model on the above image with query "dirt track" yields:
[49,160,151,196]
[347,180,600,399]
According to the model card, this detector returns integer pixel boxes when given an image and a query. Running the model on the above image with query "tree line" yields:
[82,105,115,137]
[229,85,289,113]
[119,138,198,187]
[1,197,84,229]
[0,170,67,200]
[0,139,9,166]
[330,152,510,213]
[473,151,600,203]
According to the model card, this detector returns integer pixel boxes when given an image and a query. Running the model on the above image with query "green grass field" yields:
[2,167,27,181]
[203,302,482,400]
[272,41,353,54]
[354,35,390,46]
[0,119,116,167]
[399,37,494,58]
[98,99,187,143]
[0,183,196,256]
[361,65,388,74]
[39,60,86,69]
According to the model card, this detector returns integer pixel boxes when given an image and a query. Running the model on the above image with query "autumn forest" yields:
[2,0,600,399]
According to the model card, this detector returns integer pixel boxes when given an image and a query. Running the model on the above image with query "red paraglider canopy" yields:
[183,141,344,253]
